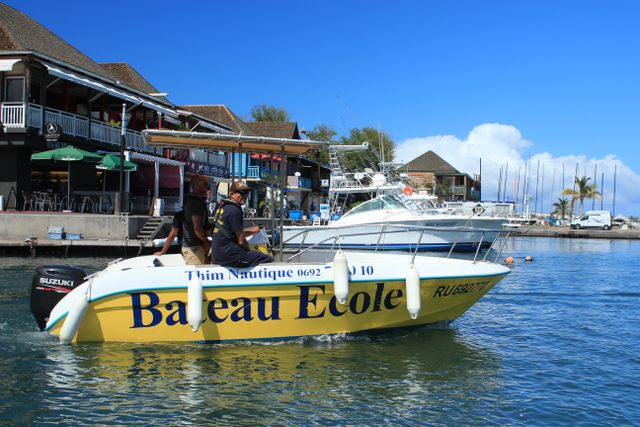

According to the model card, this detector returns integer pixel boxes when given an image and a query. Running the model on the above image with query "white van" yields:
[570,210,612,230]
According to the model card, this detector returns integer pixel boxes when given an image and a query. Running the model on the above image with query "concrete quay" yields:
[510,225,640,240]
[0,236,156,257]
[0,211,294,257]
[0,211,159,257]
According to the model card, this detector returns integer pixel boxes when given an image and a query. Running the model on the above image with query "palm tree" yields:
[561,176,601,215]
[552,197,570,220]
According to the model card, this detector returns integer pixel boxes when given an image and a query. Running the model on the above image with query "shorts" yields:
[182,246,207,265]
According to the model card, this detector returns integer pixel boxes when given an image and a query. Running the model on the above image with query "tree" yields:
[303,124,337,165]
[552,197,570,220]
[561,176,601,215]
[337,127,396,173]
[251,105,290,122]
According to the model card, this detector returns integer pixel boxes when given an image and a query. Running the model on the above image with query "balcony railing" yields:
[28,104,42,129]
[3,102,162,155]
[1,102,25,128]
[233,166,278,180]
[247,166,260,179]
[45,107,88,139]
[450,185,466,195]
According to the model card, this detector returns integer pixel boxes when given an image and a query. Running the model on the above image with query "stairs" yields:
[136,217,166,241]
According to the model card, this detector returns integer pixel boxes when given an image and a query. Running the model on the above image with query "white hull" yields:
[283,217,504,252]
[42,251,511,343]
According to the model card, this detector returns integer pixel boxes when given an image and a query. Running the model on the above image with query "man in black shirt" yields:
[182,174,211,265]
[211,181,273,268]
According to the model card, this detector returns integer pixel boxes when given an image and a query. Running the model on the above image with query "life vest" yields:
[212,198,238,240]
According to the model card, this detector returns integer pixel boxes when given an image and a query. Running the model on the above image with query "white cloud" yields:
[394,123,640,216]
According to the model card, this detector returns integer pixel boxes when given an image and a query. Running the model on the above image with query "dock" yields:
[507,225,640,240]
[0,211,296,256]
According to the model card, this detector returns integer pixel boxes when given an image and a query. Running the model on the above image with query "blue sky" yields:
[7,0,640,215]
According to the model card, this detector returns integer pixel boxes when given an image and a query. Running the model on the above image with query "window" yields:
[4,77,25,102]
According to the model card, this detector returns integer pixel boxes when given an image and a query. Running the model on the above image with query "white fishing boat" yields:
[283,194,506,251]
[283,142,507,252]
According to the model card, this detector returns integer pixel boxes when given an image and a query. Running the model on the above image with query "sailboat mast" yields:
[592,164,598,211]
[503,163,509,203]
[497,165,503,202]
[600,171,604,210]
[612,164,617,216]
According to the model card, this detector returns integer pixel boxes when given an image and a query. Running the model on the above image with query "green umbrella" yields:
[31,145,103,162]
[96,154,138,172]
[31,145,103,210]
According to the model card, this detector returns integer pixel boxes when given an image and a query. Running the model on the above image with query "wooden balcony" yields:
[1,102,160,155]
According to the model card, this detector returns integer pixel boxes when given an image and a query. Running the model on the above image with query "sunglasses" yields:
[236,190,250,197]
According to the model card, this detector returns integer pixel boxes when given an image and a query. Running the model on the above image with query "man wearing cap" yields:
[211,181,274,268]
[182,174,211,265]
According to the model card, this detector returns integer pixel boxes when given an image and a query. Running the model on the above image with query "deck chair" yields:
[22,191,33,211]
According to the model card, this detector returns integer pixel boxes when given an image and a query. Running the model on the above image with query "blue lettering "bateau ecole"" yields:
[130,283,403,328]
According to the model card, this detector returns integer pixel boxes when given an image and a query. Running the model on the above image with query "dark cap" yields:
[229,181,250,193]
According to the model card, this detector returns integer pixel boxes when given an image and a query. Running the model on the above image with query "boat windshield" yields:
[341,195,406,219]
[408,197,440,214]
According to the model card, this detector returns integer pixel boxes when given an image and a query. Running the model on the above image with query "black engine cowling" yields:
[31,265,87,331]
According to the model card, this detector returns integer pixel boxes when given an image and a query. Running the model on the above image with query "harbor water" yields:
[1,237,639,425]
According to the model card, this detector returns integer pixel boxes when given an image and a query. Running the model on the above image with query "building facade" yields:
[400,150,481,202]
[0,3,229,213]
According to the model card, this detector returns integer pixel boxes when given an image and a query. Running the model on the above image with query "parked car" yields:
[612,215,629,228]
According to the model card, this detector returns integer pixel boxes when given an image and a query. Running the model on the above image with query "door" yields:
[4,76,25,102]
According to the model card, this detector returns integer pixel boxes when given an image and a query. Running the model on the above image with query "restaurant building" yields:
[0,3,230,214]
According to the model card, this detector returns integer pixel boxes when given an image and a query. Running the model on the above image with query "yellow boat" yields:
[31,130,510,344]
[32,251,509,343]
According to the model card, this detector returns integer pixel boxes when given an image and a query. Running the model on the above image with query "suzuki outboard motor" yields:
[31,265,87,330]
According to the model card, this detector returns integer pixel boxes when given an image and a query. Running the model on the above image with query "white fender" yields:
[187,271,204,332]
[406,263,421,319]
[332,250,350,304]
[59,291,89,344]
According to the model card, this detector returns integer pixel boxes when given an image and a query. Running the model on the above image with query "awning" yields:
[143,129,328,156]
[43,62,139,104]
[161,115,181,126]
[128,150,183,167]
[192,120,230,133]
[139,99,179,118]
[0,58,21,72]
[43,62,182,119]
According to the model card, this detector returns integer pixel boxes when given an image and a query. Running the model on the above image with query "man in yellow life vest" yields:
[211,181,273,268]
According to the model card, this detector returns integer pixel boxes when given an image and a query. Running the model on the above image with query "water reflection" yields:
[5,243,639,424]
[25,328,501,425]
